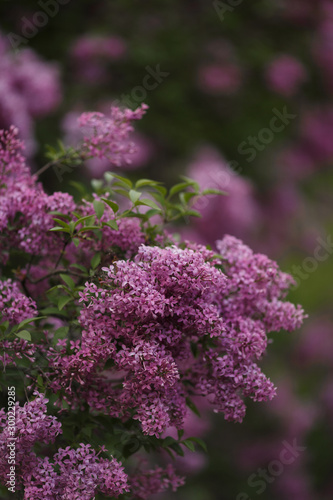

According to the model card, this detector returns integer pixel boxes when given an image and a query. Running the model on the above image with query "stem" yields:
[27,269,84,284]
[54,237,71,270]
[35,159,58,177]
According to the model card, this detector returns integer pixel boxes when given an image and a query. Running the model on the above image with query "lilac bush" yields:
[0,106,306,499]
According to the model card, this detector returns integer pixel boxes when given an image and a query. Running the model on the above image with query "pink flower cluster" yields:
[197,39,243,95]
[0,34,61,155]
[70,35,127,83]
[0,126,75,262]
[0,278,38,368]
[78,103,148,165]
[184,147,260,245]
[0,393,128,499]
[130,464,185,499]
[63,107,154,176]
[0,278,37,325]
[48,238,306,438]
[0,392,61,488]
[265,55,307,97]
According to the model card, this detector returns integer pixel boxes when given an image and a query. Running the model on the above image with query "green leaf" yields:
[180,175,200,192]
[16,316,46,331]
[190,342,198,358]
[68,221,76,234]
[101,198,119,213]
[49,226,70,233]
[79,226,100,233]
[135,179,162,189]
[186,437,208,452]
[184,209,202,218]
[201,188,227,196]
[154,185,168,197]
[180,192,198,204]
[186,397,201,417]
[104,220,119,231]
[72,237,80,247]
[58,296,73,311]
[182,439,195,452]
[91,252,101,269]
[69,181,87,195]
[178,429,184,440]
[49,211,71,220]
[70,263,88,273]
[57,139,66,153]
[112,188,130,198]
[137,199,161,210]
[109,173,132,188]
[74,215,95,228]
[150,191,166,206]
[169,182,193,198]
[144,209,162,219]
[93,200,105,219]
[37,375,44,387]
[91,179,103,191]
[46,285,66,294]
[104,172,114,183]
[129,189,142,204]
[162,436,178,448]
[169,442,184,456]
[54,326,69,336]
[15,330,31,341]
[52,218,70,228]
[52,326,69,344]
[60,274,75,290]
[119,211,147,220]
[40,307,68,317]
[0,320,9,331]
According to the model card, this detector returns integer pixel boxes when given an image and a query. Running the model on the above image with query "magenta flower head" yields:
[78,103,148,165]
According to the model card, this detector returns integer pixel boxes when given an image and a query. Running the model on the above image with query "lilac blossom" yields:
[0,278,37,325]
[70,35,127,84]
[129,464,185,499]
[0,393,128,499]
[47,238,306,437]
[78,103,148,164]
[197,63,242,95]
[0,126,76,261]
[184,146,260,245]
[265,55,307,97]
[62,109,154,174]
[0,34,61,156]
[0,392,62,488]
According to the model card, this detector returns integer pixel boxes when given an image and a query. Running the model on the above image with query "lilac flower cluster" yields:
[184,147,260,245]
[0,126,75,262]
[0,34,61,156]
[265,54,307,97]
[78,103,148,165]
[0,393,128,499]
[62,108,154,175]
[24,444,129,500]
[130,464,185,499]
[49,238,306,438]
[0,278,37,325]
[191,236,305,422]
[70,34,127,83]
[0,278,38,369]
[0,392,61,488]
